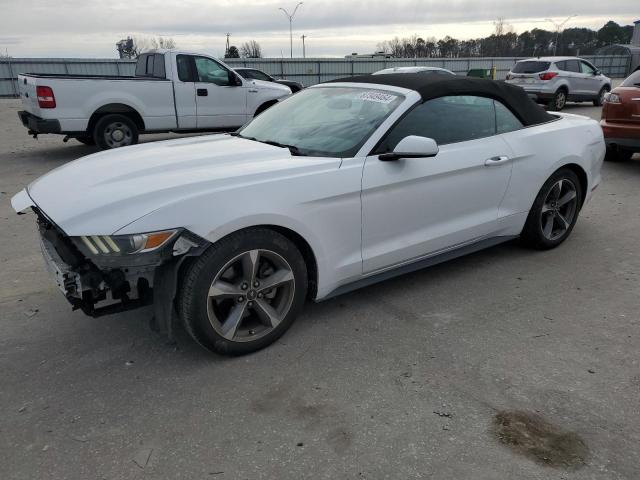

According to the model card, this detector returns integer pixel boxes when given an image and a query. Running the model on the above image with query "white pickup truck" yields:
[17,49,291,149]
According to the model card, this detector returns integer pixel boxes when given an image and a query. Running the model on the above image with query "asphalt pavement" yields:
[1,97,639,480]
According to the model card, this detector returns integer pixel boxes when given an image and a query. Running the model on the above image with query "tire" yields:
[547,89,567,111]
[179,228,308,355]
[593,86,610,107]
[605,147,633,162]
[76,136,95,146]
[521,168,583,250]
[93,114,139,150]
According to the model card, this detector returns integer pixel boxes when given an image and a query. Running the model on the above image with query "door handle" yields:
[248,89,258,93]
[197,88,208,96]
[485,156,511,166]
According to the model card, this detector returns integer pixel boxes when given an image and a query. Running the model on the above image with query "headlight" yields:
[604,92,621,104]
[73,230,178,257]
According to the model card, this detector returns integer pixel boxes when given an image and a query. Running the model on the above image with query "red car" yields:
[601,68,640,161]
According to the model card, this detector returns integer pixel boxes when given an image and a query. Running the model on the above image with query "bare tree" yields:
[240,40,263,58]
[493,17,514,37]
[116,36,176,58]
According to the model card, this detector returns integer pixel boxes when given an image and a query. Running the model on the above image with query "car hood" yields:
[20,135,336,235]
[250,79,291,94]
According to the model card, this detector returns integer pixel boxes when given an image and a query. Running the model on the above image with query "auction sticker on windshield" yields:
[356,91,398,104]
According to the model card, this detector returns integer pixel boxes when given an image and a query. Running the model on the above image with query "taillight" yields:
[604,92,621,104]
[36,86,56,108]
[538,72,558,81]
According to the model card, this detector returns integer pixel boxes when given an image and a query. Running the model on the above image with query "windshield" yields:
[621,70,640,87]
[512,61,551,74]
[238,86,404,157]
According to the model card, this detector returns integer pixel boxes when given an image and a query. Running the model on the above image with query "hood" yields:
[23,135,334,235]
[249,79,291,94]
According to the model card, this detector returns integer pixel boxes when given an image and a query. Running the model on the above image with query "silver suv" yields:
[506,57,611,111]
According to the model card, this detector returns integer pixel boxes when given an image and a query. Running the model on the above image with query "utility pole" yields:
[225,33,231,56]
[301,35,307,58]
[279,2,303,58]
[545,15,576,55]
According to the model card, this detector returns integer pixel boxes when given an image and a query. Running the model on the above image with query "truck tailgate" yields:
[17,75,41,116]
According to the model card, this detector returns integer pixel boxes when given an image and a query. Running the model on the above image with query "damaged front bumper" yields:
[34,208,207,319]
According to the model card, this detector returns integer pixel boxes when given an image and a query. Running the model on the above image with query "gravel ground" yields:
[0,95,639,480]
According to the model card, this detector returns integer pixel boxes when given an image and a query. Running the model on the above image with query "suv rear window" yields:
[621,70,640,87]
[512,61,551,74]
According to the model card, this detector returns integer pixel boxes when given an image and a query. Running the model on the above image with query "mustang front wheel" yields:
[179,228,307,355]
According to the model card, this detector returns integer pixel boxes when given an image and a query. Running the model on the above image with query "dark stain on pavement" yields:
[493,410,589,469]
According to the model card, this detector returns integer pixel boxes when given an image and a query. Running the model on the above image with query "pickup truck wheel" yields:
[76,136,95,146]
[179,228,307,355]
[521,168,582,250]
[547,89,567,111]
[93,114,139,150]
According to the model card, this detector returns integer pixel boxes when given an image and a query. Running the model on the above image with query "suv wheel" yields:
[593,86,610,107]
[548,89,567,111]
[179,228,308,355]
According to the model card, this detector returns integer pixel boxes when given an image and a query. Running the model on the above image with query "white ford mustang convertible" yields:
[12,74,604,355]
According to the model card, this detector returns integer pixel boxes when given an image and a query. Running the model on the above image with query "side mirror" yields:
[230,73,243,86]
[378,136,439,161]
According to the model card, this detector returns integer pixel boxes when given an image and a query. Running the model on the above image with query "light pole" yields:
[546,15,577,56]
[279,2,303,58]
[301,34,307,58]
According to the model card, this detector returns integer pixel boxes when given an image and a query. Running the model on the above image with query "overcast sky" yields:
[1,0,638,58]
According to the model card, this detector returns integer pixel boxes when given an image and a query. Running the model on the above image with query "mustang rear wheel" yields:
[521,168,582,250]
[179,228,307,355]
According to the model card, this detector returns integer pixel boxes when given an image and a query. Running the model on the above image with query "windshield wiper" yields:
[231,133,306,156]
[262,140,306,156]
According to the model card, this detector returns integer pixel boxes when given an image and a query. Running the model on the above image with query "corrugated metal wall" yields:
[0,55,631,97]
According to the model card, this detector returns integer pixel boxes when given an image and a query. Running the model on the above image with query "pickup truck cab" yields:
[17,49,291,149]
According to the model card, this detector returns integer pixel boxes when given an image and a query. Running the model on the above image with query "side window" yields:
[564,60,580,73]
[176,55,195,82]
[239,70,255,80]
[146,55,154,75]
[152,54,166,78]
[495,101,523,134]
[194,57,232,86]
[556,61,566,71]
[250,70,272,82]
[580,61,596,75]
[376,95,497,152]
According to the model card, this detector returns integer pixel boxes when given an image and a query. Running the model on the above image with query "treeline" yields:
[376,20,635,58]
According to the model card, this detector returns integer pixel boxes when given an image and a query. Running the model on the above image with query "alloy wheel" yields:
[540,179,578,241]
[555,91,566,110]
[206,249,295,342]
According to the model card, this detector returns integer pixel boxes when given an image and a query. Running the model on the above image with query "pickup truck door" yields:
[192,56,248,129]
[173,54,197,129]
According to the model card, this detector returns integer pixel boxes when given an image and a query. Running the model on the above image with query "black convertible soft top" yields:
[326,73,554,126]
